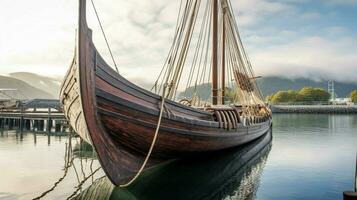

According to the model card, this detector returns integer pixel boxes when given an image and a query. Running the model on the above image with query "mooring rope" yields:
[120,84,168,187]
[66,167,102,200]
[90,0,119,74]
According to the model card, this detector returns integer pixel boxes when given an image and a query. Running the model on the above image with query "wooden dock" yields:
[0,99,71,133]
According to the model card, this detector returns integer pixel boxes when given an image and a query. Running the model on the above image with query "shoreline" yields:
[270,105,357,114]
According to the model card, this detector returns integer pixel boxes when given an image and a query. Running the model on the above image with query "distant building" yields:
[329,98,353,105]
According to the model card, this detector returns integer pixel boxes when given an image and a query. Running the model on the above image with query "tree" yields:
[268,87,330,104]
[266,95,273,102]
[298,87,315,102]
[287,90,300,102]
[312,88,330,102]
[298,87,330,102]
[351,90,357,103]
[271,91,291,103]
[224,87,237,103]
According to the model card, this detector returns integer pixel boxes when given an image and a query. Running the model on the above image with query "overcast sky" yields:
[0,0,356,84]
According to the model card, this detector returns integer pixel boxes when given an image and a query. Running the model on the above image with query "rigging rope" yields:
[152,0,185,93]
[120,84,168,187]
[151,0,266,117]
[90,0,119,74]
[169,0,202,100]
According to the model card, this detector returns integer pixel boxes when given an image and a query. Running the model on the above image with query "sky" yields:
[0,0,356,84]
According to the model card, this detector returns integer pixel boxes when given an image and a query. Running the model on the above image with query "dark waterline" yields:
[0,114,356,200]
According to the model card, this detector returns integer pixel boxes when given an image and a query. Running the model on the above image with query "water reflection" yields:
[257,114,357,200]
[0,126,67,145]
[2,114,355,200]
[31,133,104,200]
[0,129,104,200]
[73,131,272,200]
[273,114,357,134]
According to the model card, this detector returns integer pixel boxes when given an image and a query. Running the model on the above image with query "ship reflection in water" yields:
[0,127,271,200]
[72,131,272,200]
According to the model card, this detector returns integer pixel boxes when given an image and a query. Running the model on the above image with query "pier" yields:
[270,105,357,114]
[0,99,71,133]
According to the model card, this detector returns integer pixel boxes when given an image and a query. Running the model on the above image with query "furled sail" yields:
[152,0,265,111]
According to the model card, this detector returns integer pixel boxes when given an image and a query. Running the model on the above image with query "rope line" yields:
[120,84,168,187]
[90,0,119,74]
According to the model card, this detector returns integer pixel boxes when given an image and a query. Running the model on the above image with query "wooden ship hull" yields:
[60,0,272,186]
[73,130,272,200]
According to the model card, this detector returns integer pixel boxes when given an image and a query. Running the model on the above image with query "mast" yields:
[221,7,226,105]
[212,0,219,105]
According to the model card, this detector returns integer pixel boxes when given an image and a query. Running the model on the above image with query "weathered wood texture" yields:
[60,57,91,143]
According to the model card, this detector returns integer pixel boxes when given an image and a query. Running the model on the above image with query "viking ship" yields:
[60,0,272,186]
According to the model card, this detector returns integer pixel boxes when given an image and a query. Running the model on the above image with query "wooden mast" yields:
[212,0,219,105]
[221,8,226,105]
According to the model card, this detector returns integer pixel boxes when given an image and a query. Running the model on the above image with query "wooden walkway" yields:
[0,99,70,133]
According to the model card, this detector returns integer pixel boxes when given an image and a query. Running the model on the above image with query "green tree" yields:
[224,87,237,103]
[269,87,330,104]
[266,95,273,102]
[351,90,357,103]
[271,91,291,103]
[312,88,330,102]
[298,87,315,102]
[298,87,330,102]
[287,90,300,102]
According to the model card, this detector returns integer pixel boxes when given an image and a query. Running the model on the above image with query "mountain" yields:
[178,77,357,100]
[9,72,61,98]
[1,72,356,100]
[0,75,54,99]
[257,77,357,98]
[178,83,212,100]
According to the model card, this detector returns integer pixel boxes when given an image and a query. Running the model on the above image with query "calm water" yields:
[0,114,356,200]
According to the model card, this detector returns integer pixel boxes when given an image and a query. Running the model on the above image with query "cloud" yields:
[0,0,76,76]
[325,0,357,6]
[324,26,348,36]
[299,12,322,21]
[0,0,356,86]
[250,36,357,82]
[86,0,178,69]
[231,0,294,27]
